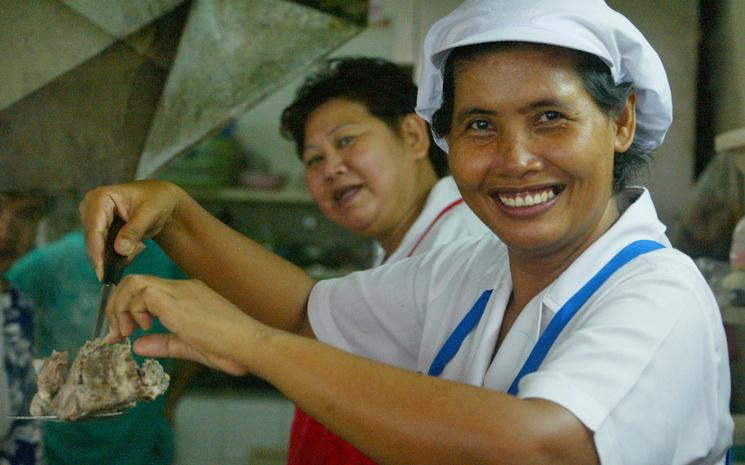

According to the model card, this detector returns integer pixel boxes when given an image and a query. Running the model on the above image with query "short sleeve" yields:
[308,256,427,370]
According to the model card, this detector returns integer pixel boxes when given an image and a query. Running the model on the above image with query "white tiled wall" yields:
[173,390,295,465]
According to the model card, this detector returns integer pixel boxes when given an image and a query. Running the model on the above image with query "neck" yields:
[378,169,439,256]
[507,196,620,312]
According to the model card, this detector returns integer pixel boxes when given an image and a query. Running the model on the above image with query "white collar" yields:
[542,187,669,313]
[485,187,669,389]
[373,176,462,265]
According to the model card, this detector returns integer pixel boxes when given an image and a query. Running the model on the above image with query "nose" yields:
[322,150,348,179]
[493,131,543,177]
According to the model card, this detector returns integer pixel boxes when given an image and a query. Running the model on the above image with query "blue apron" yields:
[426,239,732,463]
[428,239,665,381]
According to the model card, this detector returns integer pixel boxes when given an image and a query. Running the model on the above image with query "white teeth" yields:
[524,193,540,206]
[498,189,556,208]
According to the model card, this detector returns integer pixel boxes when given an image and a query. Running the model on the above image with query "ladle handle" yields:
[103,216,127,284]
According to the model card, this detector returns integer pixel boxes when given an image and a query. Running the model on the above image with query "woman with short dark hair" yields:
[280,56,489,464]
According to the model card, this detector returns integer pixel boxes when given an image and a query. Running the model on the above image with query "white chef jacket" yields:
[309,187,733,465]
[371,176,490,266]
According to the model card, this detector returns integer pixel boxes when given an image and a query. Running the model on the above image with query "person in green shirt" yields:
[0,190,50,465]
[8,231,187,465]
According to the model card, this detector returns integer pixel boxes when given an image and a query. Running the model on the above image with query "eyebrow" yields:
[455,98,576,123]
[520,99,575,114]
[454,107,497,125]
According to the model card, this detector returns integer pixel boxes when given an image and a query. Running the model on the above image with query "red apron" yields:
[287,199,465,465]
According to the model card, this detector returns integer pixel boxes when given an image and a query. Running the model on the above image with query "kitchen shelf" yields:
[716,126,745,153]
[736,413,745,440]
[187,186,313,204]
[724,128,745,461]
[718,126,745,176]
[723,306,745,326]
[734,413,745,462]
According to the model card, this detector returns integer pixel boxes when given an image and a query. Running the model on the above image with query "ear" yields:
[614,93,637,153]
[399,113,431,161]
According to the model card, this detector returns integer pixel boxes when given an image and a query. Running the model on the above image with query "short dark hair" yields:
[281,57,449,177]
[431,42,651,193]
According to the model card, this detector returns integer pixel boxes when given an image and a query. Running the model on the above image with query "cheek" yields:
[351,149,395,192]
[540,129,613,180]
[447,144,488,189]
[570,144,615,184]
[567,124,617,175]
[304,171,327,203]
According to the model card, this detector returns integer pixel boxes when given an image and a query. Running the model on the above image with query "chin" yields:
[332,216,370,235]
[497,225,566,252]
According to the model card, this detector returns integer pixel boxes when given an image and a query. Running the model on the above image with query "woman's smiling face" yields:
[446,44,635,262]
[302,98,422,238]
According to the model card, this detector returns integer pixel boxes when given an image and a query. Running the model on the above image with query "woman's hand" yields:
[106,274,262,376]
[79,180,186,281]
[80,179,316,336]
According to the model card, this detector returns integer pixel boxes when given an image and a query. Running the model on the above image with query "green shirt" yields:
[8,231,187,465]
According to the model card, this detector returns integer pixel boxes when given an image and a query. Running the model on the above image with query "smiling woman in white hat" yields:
[78,1,732,464]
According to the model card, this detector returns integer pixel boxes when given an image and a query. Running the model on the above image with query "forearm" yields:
[155,192,316,333]
[246,327,597,465]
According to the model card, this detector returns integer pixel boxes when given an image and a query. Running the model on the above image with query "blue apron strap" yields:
[428,289,493,376]
[507,239,665,395]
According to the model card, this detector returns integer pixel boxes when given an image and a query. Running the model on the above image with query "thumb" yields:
[133,333,247,376]
[112,195,172,257]
[134,333,213,367]
[133,333,187,359]
[114,226,144,258]
[113,209,160,258]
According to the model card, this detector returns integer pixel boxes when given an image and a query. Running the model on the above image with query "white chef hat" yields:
[416,0,673,154]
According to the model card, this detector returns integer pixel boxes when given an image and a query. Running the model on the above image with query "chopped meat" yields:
[28,351,69,416]
[30,338,169,421]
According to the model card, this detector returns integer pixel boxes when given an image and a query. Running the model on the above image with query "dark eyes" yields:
[467,111,565,132]
[303,135,356,168]
[337,135,354,148]
[537,111,563,122]
[467,119,492,131]
[304,155,322,168]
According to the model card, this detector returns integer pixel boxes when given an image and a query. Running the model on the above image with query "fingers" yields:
[128,283,157,331]
[133,333,206,364]
[79,181,174,280]
[80,188,120,281]
[132,333,178,358]
[106,274,171,340]
[108,275,252,377]
[113,214,149,258]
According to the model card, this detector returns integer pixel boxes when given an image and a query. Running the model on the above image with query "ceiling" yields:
[0,0,364,191]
